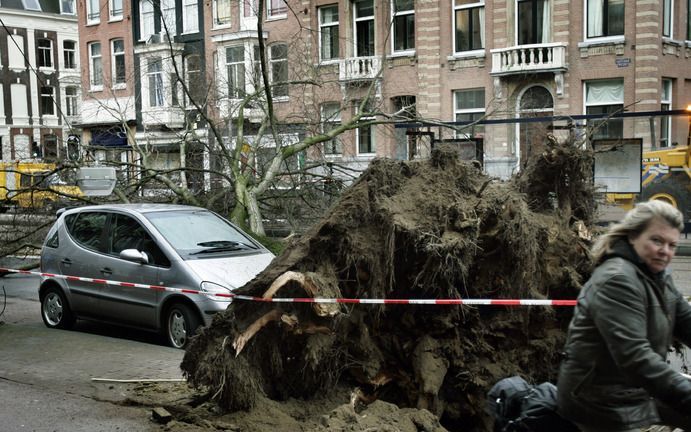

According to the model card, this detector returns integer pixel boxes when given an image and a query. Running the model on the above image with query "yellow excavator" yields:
[607,144,691,220]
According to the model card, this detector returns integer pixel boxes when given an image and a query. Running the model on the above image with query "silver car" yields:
[39,204,274,348]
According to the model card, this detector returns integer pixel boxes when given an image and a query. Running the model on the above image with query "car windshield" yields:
[144,210,258,257]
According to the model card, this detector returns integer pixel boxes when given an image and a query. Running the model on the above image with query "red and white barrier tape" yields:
[0,267,578,307]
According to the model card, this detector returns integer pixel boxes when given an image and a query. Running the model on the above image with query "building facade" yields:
[0,0,79,162]
[73,0,691,188]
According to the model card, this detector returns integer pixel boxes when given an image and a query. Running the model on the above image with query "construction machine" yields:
[0,161,83,212]
[606,144,691,221]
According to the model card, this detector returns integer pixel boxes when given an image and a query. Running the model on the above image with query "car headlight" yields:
[200,281,233,301]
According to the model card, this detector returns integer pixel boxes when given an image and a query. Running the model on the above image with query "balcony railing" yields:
[141,106,185,129]
[339,56,381,81]
[490,43,567,75]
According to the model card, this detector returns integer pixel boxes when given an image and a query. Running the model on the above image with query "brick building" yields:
[0,0,79,162]
[74,0,691,187]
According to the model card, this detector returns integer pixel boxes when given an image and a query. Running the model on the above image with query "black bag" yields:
[487,376,580,432]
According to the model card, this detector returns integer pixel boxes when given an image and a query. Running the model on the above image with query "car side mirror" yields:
[120,248,150,264]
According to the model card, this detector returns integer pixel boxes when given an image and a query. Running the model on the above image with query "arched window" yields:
[517,86,553,169]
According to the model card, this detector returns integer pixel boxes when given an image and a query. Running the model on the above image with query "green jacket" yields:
[557,240,691,430]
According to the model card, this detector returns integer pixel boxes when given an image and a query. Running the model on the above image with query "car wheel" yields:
[41,287,75,329]
[165,303,201,349]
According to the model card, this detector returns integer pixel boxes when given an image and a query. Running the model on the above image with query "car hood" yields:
[184,252,275,290]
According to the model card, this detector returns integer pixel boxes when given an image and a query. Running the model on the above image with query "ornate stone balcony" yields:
[490,43,567,76]
[339,56,381,81]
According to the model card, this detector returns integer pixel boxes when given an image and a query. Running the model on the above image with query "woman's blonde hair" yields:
[592,199,684,264]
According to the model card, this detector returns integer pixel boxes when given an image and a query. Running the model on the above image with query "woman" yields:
[558,200,691,432]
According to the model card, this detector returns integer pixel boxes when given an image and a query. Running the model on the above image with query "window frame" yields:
[88,42,103,90]
[454,88,485,139]
[663,0,673,38]
[319,5,340,62]
[140,0,155,41]
[40,86,55,116]
[22,0,41,10]
[63,40,77,69]
[111,39,126,88]
[213,0,232,27]
[60,0,75,14]
[86,0,100,24]
[267,0,287,19]
[453,0,485,55]
[354,0,375,57]
[183,0,199,33]
[660,79,672,148]
[65,86,78,117]
[320,102,342,155]
[147,57,165,108]
[185,54,203,107]
[391,0,415,54]
[109,0,123,20]
[584,0,624,40]
[37,38,53,69]
[584,79,625,140]
[269,43,288,98]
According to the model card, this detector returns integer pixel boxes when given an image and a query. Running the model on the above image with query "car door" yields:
[96,213,164,328]
[60,211,109,318]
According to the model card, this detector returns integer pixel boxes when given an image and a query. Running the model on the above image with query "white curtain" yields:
[586,80,623,104]
[587,0,603,37]
[541,0,551,42]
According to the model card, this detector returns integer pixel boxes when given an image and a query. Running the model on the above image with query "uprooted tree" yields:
[181,135,596,430]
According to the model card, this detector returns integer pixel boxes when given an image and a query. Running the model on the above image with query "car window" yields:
[145,210,257,256]
[65,212,107,251]
[109,213,170,267]
[45,228,59,248]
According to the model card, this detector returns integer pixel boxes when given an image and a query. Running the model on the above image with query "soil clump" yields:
[179,140,595,431]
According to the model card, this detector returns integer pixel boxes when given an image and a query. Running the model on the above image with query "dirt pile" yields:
[181,139,595,431]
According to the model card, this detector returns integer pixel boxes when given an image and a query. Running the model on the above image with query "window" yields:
[355,100,375,154]
[392,95,416,119]
[354,0,375,56]
[40,86,55,115]
[226,46,246,98]
[63,40,76,69]
[392,0,415,53]
[112,39,126,86]
[585,79,624,140]
[89,42,103,88]
[319,5,339,61]
[454,0,484,53]
[267,0,287,18]
[22,0,41,10]
[270,43,288,97]
[454,88,485,138]
[321,103,342,154]
[183,0,199,33]
[66,212,107,251]
[110,0,123,19]
[185,54,203,106]
[663,0,672,38]
[161,0,176,36]
[213,0,231,26]
[60,0,75,14]
[148,57,164,107]
[140,0,155,40]
[8,35,24,69]
[586,0,624,38]
[65,86,78,116]
[517,0,550,45]
[661,79,672,147]
[86,0,100,22]
[43,134,58,160]
[38,39,53,68]
[110,214,169,266]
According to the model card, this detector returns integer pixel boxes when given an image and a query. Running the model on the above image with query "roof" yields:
[62,203,208,215]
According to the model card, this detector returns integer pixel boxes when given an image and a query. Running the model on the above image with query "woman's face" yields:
[629,218,680,274]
